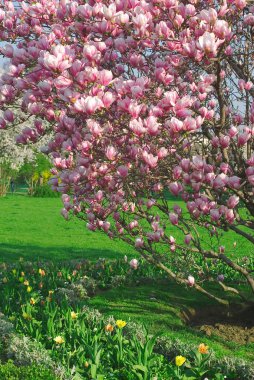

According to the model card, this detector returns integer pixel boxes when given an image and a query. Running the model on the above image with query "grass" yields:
[88,281,254,362]
[0,195,253,363]
[0,195,135,262]
[0,195,252,263]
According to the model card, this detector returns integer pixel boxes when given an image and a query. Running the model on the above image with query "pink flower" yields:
[0,118,6,129]
[248,175,254,186]
[238,79,245,91]
[184,234,192,245]
[187,275,195,287]
[169,182,183,196]
[168,117,183,133]
[129,118,146,136]
[245,81,253,91]
[225,209,235,223]
[98,70,113,86]
[3,110,14,122]
[117,165,128,178]
[237,132,250,147]
[85,97,104,114]
[227,195,239,209]
[210,209,220,222]
[228,176,241,189]
[83,45,98,60]
[103,92,115,108]
[228,126,238,138]
[130,259,139,270]
[142,151,158,168]
[74,96,103,114]
[199,8,217,24]
[213,20,231,39]
[169,236,175,244]
[135,237,144,248]
[198,32,221,56]
[169,213,178,225]
[144,116,160,136]
[105,146,117,161]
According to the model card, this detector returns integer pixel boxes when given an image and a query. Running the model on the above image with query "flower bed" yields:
[0,259,253,379]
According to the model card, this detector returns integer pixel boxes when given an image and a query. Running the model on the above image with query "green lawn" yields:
[0,195,252,263]
[0,195,253,363]
[0,195,135,262]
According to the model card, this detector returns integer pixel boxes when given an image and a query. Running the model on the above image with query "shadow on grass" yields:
[88,284,254,358]
[0,243,122,262]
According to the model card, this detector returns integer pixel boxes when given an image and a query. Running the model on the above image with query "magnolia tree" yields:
[0,0,254,304]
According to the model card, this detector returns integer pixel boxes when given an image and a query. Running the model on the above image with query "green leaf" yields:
[133,364,147,373]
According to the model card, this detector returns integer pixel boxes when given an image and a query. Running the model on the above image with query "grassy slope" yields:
[0,195,253,362]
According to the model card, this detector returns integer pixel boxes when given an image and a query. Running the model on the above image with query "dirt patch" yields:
[182,304,254,345]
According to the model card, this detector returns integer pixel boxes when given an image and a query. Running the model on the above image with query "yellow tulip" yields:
[175,355,186,367]
[30,298,36,305]
[71,311,78,320]
[54,336,64,344]
[116,320,127,329]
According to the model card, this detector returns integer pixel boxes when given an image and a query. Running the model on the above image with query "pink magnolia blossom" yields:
[130,258,139,270]
[187,275,195,287]
[198,32,222,56]
[117,165,128,178]
[106,146,117,161]
[169,213,179,225]
[135,237,144,248]
[227,195,239,209]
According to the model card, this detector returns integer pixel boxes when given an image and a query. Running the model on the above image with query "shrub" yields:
[0,360,59,380]
[32,185,59,198]
[6,336,66,380]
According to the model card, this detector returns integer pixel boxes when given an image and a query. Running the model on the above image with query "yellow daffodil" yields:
[84,361,89,368]
[175,355,186,367]
[54,336,64,344]
[71,311,78,320]
[105,324,114,332]
[24,280,29,286]
[116,320,127,329]
[198,343,209,354]
[21,272,25,276]
[27,286,32,293]
[48,290,54,295]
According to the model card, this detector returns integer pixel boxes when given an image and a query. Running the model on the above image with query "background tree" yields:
[0,0,253,304]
